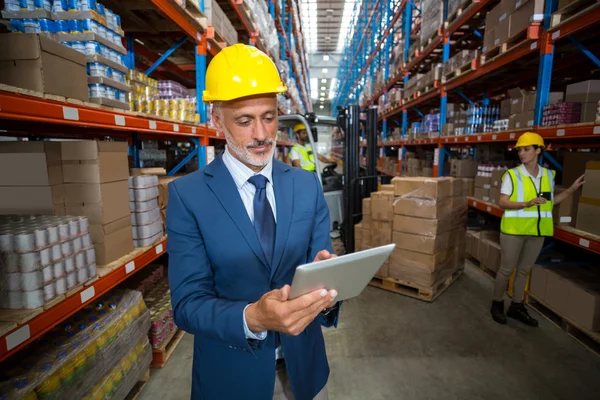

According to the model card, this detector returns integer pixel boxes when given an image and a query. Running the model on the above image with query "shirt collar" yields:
[222,146,273,190]
[519,164,542,179]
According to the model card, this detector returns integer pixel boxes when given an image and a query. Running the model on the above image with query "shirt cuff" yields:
[243,304,267,340]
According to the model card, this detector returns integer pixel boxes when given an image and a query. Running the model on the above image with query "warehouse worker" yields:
[290,123,336,171]
[166,44,340,400]
[491,132,585,327]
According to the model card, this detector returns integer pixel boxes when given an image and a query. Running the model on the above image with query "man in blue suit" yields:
[167,44,341,400]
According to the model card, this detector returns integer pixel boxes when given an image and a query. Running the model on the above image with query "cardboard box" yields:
[130,168,167,176]
[388,250,458,288]
[371,191,395,221]
[362,198,371,215]
[362,214,372,231]
[362,229,372,247]
[483,239,501,273]
[515,111,535,129]
[393,228,464,254]
[495,14,510,45]
[391,247,456,272]
[474,175,492,189]
[545,268,575,316]
[65,180,130,225]
[380,184,395,192]
[485,4,502,30]
[567,281,600,332]
[563,153,600,187]
[450,178,465,197]
[576,198,600,235]
[462,178,475,196]
[0,142,63,186]
[490,188,501,205]
[393,196,453,219]
[565,80,600,104]
[478,237,490,264]
[474,187,491,202]
[491,170,506,188]
[582,161,600,199]
[581,102,598,123]
[530,264,548,301]
[63,153,128,183]
[371,221,392,246]
[501,99,512,118]
[508,114,517,130]
[469,231,481,260]
[483,26,495,53]
[553,187,575,225]
[93,224,134,265]
[0,33,88,101]
[450,159,479,178]
[393,213,463,236]
[392,177,453,199]
[0,186,65,214]
[158,176,178,208]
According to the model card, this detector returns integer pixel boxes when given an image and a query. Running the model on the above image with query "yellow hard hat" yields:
[515,132,545,148]
[293,123,307,133]
[202,44,287,103]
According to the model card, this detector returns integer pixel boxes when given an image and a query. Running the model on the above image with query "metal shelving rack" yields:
[0,0,310,362]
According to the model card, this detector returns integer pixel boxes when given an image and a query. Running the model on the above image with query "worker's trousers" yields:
[273,359,329,400]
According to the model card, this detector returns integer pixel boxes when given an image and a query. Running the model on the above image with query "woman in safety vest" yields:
[491,132,585,326]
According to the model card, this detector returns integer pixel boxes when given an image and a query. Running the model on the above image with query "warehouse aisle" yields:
[139,263,600,400]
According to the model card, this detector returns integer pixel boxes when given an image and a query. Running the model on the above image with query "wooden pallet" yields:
[551,0,600,28]
[184,0,208,30]
[480,24,540,65]
[442,58,479,83]
[526,293,600,357]
[416,82,438,98]
[369,267,464,302]
[558,225,600,242]
[124,368,151,400]
[151,329,186,368]
[419,27,442,52]
[444,0,474,28]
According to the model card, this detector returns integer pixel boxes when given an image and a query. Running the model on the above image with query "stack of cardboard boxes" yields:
[565,80,600,123]
[61,141,133,266]
[466,229,502,274]
[575,161,600,235]
[420,0,443,44]
[530,265,600,332]
[357,193,391,277]
[389,177,468,290]
[0,143,66,215]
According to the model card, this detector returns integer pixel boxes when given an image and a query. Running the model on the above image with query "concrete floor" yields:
[139,262,600,400]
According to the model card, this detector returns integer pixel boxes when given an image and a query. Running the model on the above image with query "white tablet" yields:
[289,244,396,301]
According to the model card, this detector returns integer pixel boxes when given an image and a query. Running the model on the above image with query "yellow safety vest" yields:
[500,166,555,237]
[292,144,316,171]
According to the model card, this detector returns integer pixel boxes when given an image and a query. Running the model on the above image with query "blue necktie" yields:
[248,175,276,265]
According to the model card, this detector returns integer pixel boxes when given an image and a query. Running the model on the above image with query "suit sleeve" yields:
[166,181,257,352]
[307,172,342,328]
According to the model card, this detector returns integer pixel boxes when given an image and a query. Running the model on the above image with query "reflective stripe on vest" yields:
[292,144,316,171]
[500,166,555,237]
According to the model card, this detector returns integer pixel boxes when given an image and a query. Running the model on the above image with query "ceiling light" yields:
[323,54,330,61]
[320,97,324,101]
[320,92,325,96]
[320,105,324,109]
[321,86,326,90]
[321,79,327,83]
[322,68,328,73]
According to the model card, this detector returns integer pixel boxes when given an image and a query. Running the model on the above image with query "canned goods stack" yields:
[0,214,97,310]
[158,80,189,99]
[0,290,152,400]
[541,102,583,126]
[127,71,160,114]
[128,176,164,248]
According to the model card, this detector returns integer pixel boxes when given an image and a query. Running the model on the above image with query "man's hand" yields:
[313,249,337,263]
[245,285,337,336]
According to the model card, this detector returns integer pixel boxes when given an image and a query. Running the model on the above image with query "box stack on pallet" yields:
[466,228,502,276]
[0,290,152,399]
[420,0,443,47]
[358,177,468,301]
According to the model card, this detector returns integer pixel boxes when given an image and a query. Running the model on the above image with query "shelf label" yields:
[465,137,469,142]
[487,206,492,212]
[510,133,516,139]
[445,138,449,143]
[556,129,565,136]
[593,126,600,134]
[434,148,440,166]
[80,286,95,304]
[579,238,590,248]
[114,115,125,126]
[149,121,157,130]
[173,124,179,132]
[156,243,164,254]
[192,127,197,134]
[530,42,537,51]
[62,107,79,121]
[6,325,30,351]
[125,261,135,274]
[454,138,458,142]
[477,135,482,141]
[473,201,477,207]
[216,131,220,137]
[492,134,497,140]
[560,216,572,223]
[552,30,560,40]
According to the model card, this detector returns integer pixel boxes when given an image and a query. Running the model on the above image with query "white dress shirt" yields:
[501,164,543,196]
[221,147,275,342]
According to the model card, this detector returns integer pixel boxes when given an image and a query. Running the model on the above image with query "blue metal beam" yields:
[441,147,454,159]
[568,36,600,68]
[168,138,200,176]
[455,88,474,105]
[412,107,424,117]
[534,52,554,126]
[473,29,483,38]
[146,36,187,76]
[542,150,563,171]
[196,45,207,123]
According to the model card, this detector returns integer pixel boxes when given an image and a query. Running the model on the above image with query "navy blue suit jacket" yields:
[166,155,340,399]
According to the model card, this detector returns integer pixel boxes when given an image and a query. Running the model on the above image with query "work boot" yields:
[507,302,539,327]
[490,300,507,324]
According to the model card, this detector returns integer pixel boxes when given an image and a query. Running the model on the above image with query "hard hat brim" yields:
[202,85,288,103]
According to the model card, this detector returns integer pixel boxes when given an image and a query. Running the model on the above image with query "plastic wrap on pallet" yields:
[420,0,444,44]
[0,290,151,400]
[0,215,97,310]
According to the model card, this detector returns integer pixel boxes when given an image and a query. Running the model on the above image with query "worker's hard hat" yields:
[515,132,545,148]
[202,44,287,103]
[293,123,307,133]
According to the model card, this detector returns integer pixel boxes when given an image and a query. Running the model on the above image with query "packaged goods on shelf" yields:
[202,0,238,45]
[0,33,89,101]
[576,161,600,235]
[442,49,479,78]
[565,80,600,123]
[493,119,509,131]
[465,103,500,134]
[541,102,582,126]
[420,0,443,45]
[244,0,278,59]
[0,289,151,399]
[450,159,479,178]
[129,176,164,248]
[0,214,97,310]
[483,0,544,53]
[385,177,466,289]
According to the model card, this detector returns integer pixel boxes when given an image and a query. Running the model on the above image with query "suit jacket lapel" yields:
[271,160,293,280]
[205,155,270,271]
